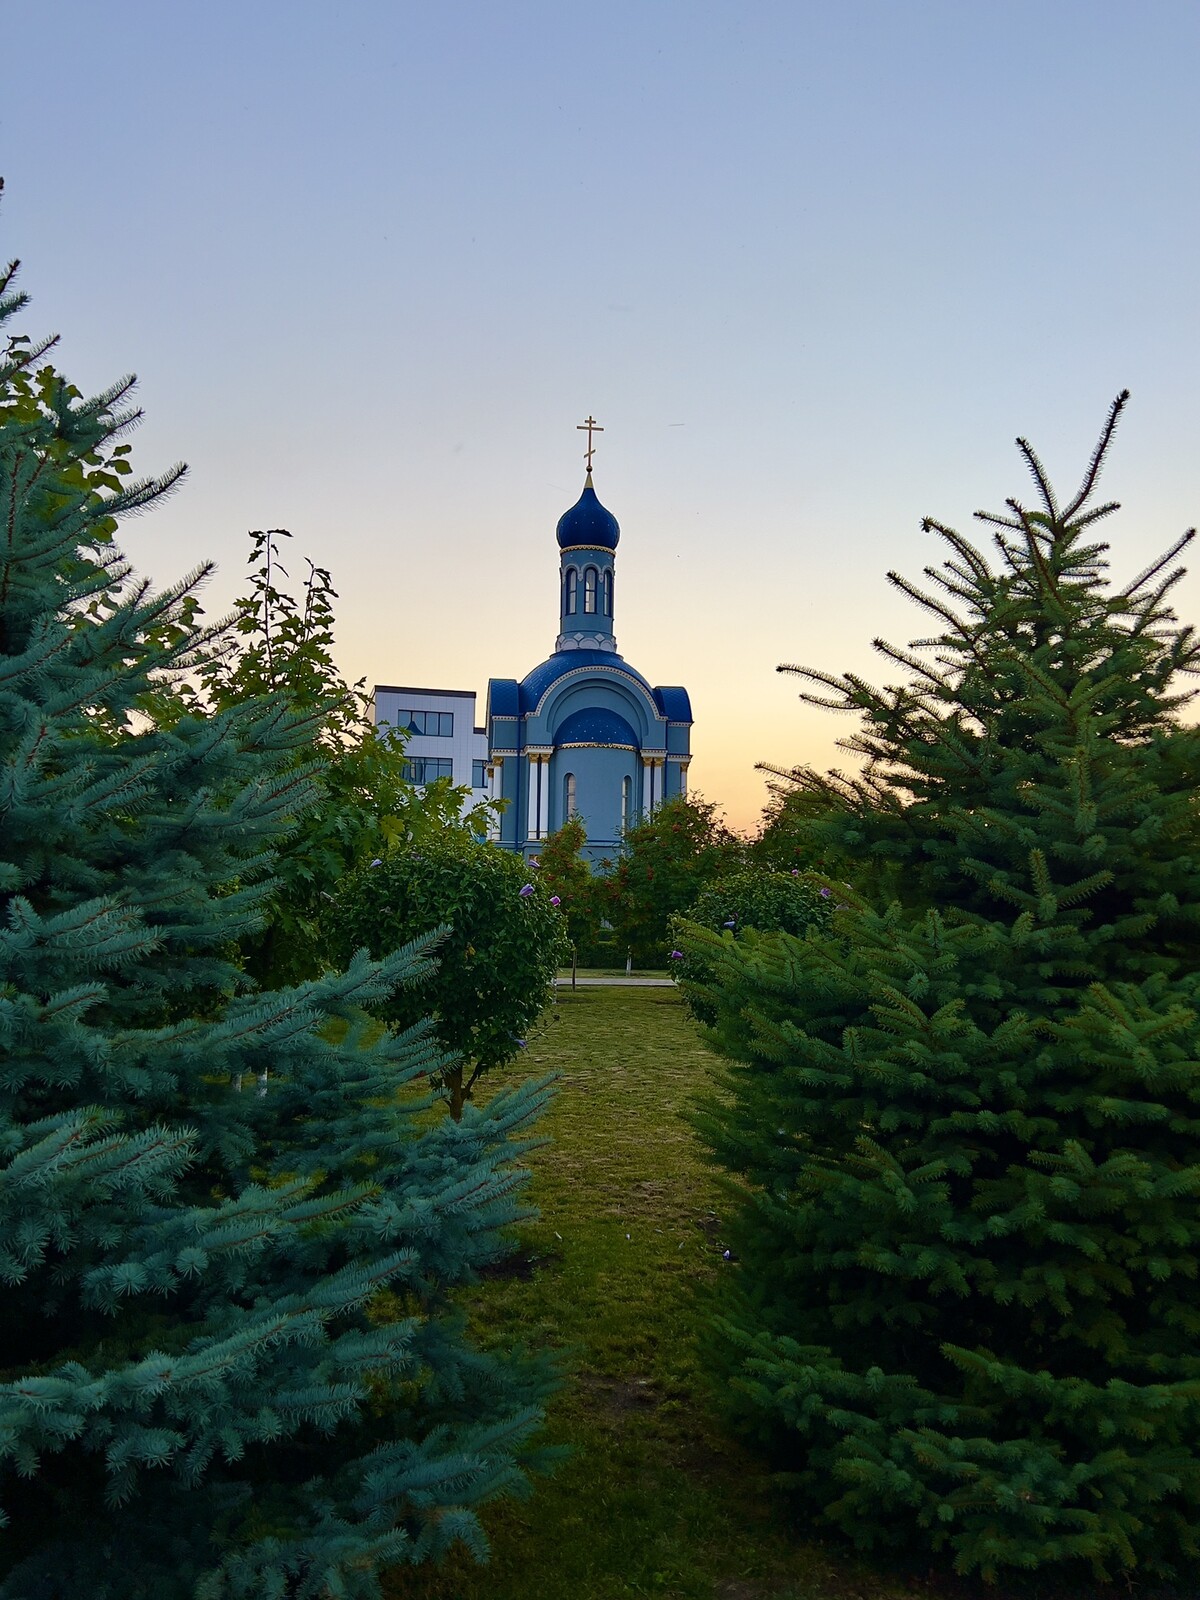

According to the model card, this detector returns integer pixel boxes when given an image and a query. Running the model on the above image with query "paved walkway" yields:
[555,976,675,988]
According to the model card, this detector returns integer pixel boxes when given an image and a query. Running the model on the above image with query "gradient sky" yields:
[5,2,1199,830]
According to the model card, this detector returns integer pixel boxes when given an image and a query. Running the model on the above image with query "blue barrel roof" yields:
[652,685,693,723]
[518,649,652,714]
[556,477,620,551]
[555,707,640,749]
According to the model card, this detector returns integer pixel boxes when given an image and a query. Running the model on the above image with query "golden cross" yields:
[577,414,604,472]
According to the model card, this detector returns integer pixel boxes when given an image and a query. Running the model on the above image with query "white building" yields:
[373,685,490,813]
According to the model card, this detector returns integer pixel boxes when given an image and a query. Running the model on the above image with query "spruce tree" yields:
[0,262,556,1598]
[691,395,1200,1583]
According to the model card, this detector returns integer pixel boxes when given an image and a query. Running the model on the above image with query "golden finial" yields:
[577,414,604,473]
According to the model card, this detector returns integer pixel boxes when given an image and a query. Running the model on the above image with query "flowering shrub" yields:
[328,837,569,1116]
[669,868,832,1026]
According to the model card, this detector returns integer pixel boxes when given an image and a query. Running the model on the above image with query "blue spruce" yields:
[692,395,1200,1584]
[0,258,556,1598]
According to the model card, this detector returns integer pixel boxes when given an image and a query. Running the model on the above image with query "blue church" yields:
[486,432,692,866]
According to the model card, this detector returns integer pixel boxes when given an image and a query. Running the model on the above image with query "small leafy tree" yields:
[329,837,569,1118]
[604,793,742,967]
[668,868,831,1025]
[536,816,601,958]
[198,529,497,986]
[690,395,1200,1583]
[0,263,556,1598]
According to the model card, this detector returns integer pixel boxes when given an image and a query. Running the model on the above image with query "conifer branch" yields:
[1062,389,1130,521]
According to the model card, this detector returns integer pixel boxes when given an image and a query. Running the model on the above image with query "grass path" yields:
[389,987,908,1600]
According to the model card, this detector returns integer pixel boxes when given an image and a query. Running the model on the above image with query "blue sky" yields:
[5,1,1198,827]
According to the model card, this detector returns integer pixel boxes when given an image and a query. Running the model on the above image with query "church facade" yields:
[485,461,692,865]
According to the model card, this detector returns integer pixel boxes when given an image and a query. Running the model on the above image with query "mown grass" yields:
[555,967,670,980]
[384,987,1199,1600]
[386,987,914,1600]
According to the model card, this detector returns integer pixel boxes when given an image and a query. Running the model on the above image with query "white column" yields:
[538,756,550,837]
[641,756,652,817]
[527,757,540,840]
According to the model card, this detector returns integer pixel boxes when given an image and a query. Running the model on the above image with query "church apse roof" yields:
[652,685,693,723]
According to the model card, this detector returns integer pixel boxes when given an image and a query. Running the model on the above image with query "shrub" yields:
[604,794,742,967]
[328,836,569,1117]
[668,868,832,1024]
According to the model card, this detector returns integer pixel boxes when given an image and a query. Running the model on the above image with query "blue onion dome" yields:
[555,472,620,550]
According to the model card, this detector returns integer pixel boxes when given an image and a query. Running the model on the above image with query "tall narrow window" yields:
[584,567,598,614]
[565,567,578,613]
[601,570,612,616]
[621,774,632,831]
[564,771,576,820]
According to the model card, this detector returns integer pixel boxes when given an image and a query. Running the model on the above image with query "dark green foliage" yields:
[669,868,832,1025]
[748,784,857,878]
[535,817,601,959]
[196,528,497,988]
[690,395,1200,1583]
[327,836,569,1118]
[604,794,743,967]
[0,264,556,1598]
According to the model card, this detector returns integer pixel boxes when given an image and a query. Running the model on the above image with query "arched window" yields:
[583,566,598,614]
[621,774,632,831]
[564,771,576,819]
[601,570,612,616]
[564,567,578,614]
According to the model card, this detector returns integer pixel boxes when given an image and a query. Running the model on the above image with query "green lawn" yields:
[388,987,910,1600]
[556,967,670,980]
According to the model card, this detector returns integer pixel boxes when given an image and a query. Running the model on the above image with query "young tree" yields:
[197,528,497,987]
[328,836,569,1118]
[691,396,1200,1584]
[0,264,556,1599]
[604,793,741,967]
[535,816,600,958]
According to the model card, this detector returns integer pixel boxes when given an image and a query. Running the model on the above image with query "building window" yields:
[398,709,453,737]
[401,756,454,784]
[472,759,488,788]
[601,570,612,616]
[584,566,598,614]
[564,771,576,819]
[564,568,578,614]
[621,774,632,830]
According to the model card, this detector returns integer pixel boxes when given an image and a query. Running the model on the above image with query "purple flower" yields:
[722,919,736,929]
[819,887,832,897]
[515,1038,527,1049]
[722,1249,733,1262]
[549,895,561,906]
[369,858,383,868]
[669,950,684,960]
[519,884,534,897]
